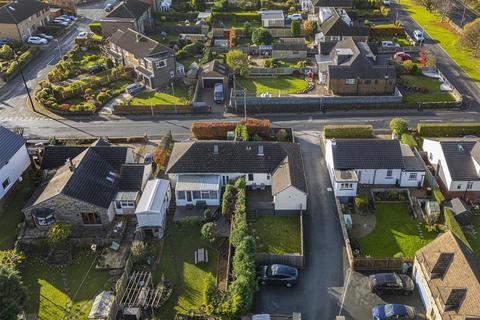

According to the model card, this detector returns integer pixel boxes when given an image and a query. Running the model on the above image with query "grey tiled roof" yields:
[41,146,128,170]
[0,126,26,170]
[319,11,369,37]
[0,0,47,24]
[440,140,480,181]
[119,164,148,191]
[109,29,173,59]
[167,141,308,193]
[272,43,307,51]
[201,60,229,76]
[331,139,405,169]
[105,0,149,20]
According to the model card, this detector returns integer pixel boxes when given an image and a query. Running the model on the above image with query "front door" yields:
[187,191,192,202]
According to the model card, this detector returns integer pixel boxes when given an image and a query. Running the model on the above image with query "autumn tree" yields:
[226,50,250,77]
[460,18,480,57]
[302,20,317,37]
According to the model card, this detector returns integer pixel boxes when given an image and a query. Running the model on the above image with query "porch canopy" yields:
[175,175,220,200]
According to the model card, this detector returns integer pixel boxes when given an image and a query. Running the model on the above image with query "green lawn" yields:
[73,48,105,70]
[131,83,190,106]
[252,216,302,254]
[401,0,480,86]
[358,202,436,257]
[238,76,309,95]
[466,215,480,256]
[401,133,419,148]
[154,223,218,319]
[0,170,40,250]
[22,251,113,320]
[400,75,456,103]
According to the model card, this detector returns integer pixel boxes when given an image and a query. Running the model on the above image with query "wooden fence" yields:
[352,257,413,271]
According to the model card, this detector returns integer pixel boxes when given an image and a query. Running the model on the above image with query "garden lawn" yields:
[73,48,105,70]
[466,215,480,257]
[22,251,113,320]
[238,76,309,95]
[401,0,480,86]
[358,202,436,257]
[401,133,419,148]
[131,83,190,106]
[0,170,40,250]
[252,216,301,254]
[154,223,218,319]
[400,75,456,103]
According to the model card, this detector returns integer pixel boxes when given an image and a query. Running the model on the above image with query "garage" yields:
[202,77,224,88]
[199,60,229,89]
[415,269,430,310]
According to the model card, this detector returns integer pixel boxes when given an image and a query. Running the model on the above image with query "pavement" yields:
[252,131,345,319]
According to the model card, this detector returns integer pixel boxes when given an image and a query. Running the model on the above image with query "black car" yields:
[88,64,105,75]
[257,264,298,287]
[368,273,414,295]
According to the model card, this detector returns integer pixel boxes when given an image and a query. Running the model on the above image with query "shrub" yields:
[191,119,270,139]
[354,196,369,213]
[389,117,408,135]
[89,23,102,35]
[417,123,480,137]
[201,222,216,243]
[96,91,110,104]
[370,25,406,37]
[47,222,72,248]
[5,60,18,76]
[183,42,204,55]
[324,124,374,138]
[203,208,212,221]
[432,187,445,203]
[131,240,147,263]
[0,249,25,270]
[0,44,13,60]
[175,49,188,60]
[251,28,272,45]
[291,20,301,37]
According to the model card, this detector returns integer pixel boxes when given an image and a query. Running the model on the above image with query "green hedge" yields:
[432,188,446,203]
[324,125,374,138]
[417,123,480,137]
[444,208,471,248]
[88,23,102,35]
[213,11,260,22]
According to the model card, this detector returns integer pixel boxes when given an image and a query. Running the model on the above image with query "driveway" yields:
[336,270,426,320]
[252,131,345,319]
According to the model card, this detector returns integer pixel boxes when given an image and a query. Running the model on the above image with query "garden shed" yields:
[449,197,472,225]
[88,291,116,320]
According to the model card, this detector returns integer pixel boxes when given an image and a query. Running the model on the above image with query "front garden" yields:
[238,76,309,95]
[399,74,456,103]
[0,44,40,82]
[130,82,192,106]
[251,216,301,254]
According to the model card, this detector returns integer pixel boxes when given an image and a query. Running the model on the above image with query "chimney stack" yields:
[213,144,219,155]
[258,145,264,156]
[331,138,337,147]
[68,158,75,172]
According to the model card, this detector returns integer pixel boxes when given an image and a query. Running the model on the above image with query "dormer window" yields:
[155,60,166,69]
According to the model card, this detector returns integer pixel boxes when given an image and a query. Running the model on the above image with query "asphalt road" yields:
[448,0,478,27]
[252,132,345,319]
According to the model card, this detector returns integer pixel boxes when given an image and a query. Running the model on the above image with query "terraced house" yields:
[108,28,178,88]
[0,0,50,42]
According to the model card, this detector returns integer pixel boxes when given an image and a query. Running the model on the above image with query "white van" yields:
[214,83,224,103]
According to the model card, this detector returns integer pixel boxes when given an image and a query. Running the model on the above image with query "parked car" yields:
[213,83,224,103]
[413,29,425,42]
[125,83,145,95]
[381,40,401,48]
[105,3,114,11]
[37,33,53,40]
[393,52,412,61]
[61,14,77,21]
[286,13,302,21]
[368,273,414,295]
[372,304,417,320]
[0,38,13,45]
[52,19,69,26]
[144,153,152,164]
[88,64,105,75]
[257,264,299,287]
[27,36,48,45]
[77,31,92,39]
[383,0,391,5]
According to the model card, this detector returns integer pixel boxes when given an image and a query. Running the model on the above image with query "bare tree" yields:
[434,0,453,21]
[420,0,435,11]
[460,18,480,57]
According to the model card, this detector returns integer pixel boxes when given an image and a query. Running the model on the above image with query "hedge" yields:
[213,11,260,22]
[432,187,445,203]
[191,119,270,139]
[444,207,471,248]
[370,25,406,37]
[88,23,102,35]
[323,124,374,138]
[417,123,480,137]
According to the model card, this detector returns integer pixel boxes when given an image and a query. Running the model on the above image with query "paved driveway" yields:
[252,131,345,319]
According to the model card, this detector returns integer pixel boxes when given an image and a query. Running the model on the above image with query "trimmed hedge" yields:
[324,124,374,138]
[370,25,406,37]
[213,11,261,22]
[444,208,471,248]
[88,23,102,35]
[417,123,480,137]
[191,119,270,139]
[432,188,445,203]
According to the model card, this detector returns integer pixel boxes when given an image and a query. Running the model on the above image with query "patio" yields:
[173,205,220,221]
[246,188,274,212]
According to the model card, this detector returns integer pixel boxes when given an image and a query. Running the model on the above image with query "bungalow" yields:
[272,42,308,60]
[422,138,480,200]
[325,139,425,201]
[259,10,285,28]
[199,60,229,89]
[108,28,178,89]
[413,231,480,320]
[0,126,30,202]
[24,143,150,229]
[0,0,50,42]
[135,179,171,239]
[315,8,369,43]
[166,141,308,212]
[317,37,396,95]
[100,0,152,37]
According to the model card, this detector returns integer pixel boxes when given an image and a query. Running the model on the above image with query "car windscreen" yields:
[385,304,405,318]
[270,265,295,276]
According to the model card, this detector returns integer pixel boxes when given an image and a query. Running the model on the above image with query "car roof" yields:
[385,304,408,316]
[373,273,397,283]
[271,264,297,276]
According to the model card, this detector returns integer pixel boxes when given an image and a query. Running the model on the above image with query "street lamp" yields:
[5,6,36,112]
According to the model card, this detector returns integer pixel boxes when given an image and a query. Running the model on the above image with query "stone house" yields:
[0,0,50,42]
[413,231,480,319]
[24,140,151,230]
[317,37,396,95]
[108,28,177,89]
[100,0,152,37]
[315,8,369,43]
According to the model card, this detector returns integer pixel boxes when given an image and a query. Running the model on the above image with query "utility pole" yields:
[6,7,35,112]
[243,89,247,121]
[460,0,467,27]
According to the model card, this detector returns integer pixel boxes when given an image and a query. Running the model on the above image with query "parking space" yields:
[197,87,228,113]
[338,270,426,320]
[77,0,112,21]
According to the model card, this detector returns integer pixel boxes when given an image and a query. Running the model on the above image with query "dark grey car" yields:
[257,264,299,288]
[369,273,414,295]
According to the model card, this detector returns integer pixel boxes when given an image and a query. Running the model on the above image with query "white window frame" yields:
[386,169,393,178]
[155,60,167,69]
[345,79,356,85]
[408,172,417,180]
[2,178,10,190]
[120,201,135,208]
